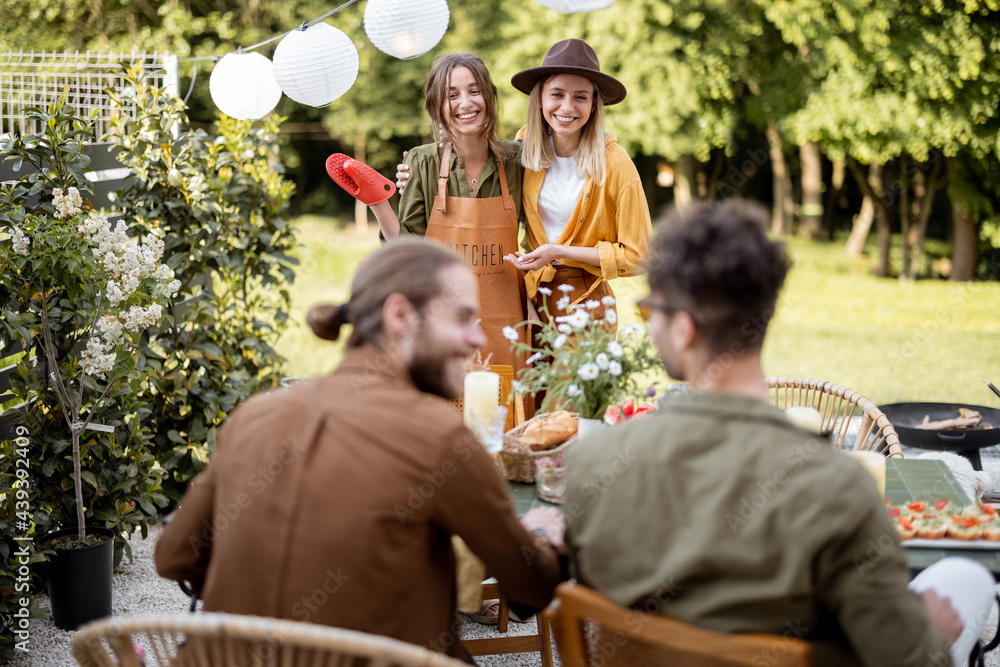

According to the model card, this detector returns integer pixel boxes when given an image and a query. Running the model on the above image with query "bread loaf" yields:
[520,411,578,451]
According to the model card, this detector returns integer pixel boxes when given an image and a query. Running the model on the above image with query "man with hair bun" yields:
[156,238,563,661]
[564,201,993,667]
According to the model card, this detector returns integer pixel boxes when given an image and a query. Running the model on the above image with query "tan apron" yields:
[425,143,527,372]
[536,266,616,334]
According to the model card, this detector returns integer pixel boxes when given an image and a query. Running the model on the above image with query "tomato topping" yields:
[934,500,949,510]
[906,501,927,512]
[889,507,901,517]
[980,503,996,515]
[953,518,977,528]
[898,517,913,530]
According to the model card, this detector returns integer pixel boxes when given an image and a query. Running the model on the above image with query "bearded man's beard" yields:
[408,350,460,400]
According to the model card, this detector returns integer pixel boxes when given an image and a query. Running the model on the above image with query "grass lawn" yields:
[276,216,1000,408]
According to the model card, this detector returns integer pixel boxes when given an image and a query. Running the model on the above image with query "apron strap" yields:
[436,142,452,214]
[496,158,514,212]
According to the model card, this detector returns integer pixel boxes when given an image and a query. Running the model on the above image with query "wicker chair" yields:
[767,377,903,458]
[71,613,469,667]
[546,581,812,667]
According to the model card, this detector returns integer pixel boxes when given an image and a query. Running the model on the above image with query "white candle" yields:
[785,406,823,434]
[464,371,500,428]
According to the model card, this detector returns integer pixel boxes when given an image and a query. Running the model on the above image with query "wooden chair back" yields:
[546,582,812,667]
[71,613,469,667]
[767,377,903,457]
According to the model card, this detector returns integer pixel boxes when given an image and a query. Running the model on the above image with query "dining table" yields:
[507,457,1000,580]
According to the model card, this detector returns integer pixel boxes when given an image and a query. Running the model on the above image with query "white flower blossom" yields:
[595,353,610,370]
[577,363,599,381]
[164,279,181,297]
[10,226,30,255]
[106,279,125,305]
[52,187,83,219]
[604,309,618,326]
[568,309,590,329]
[537,287,553,296]
[608,361,623,377]
[553,334,568,349]
[120,271,140,296]
[602,296,616,306]
[526,352,543,365]
[585,299,601,310]
[607,341,624,358]
[557,284,575,293]
[567,384,582,398]
[512,380,528,393]
[97,314,125,347]
[121,304,162,332]
[621,325,638,340]
[81,337,115,378]
[502,326,520,342]
[557,323,572,334]
[556,296,571,311]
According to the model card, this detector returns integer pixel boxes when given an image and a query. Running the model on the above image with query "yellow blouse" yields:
[520,134,652,301]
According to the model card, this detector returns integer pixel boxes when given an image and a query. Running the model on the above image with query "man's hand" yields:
[921,589,964,644]
[521,507,565,550]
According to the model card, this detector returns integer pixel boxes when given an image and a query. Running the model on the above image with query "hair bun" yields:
[307,304,348,341]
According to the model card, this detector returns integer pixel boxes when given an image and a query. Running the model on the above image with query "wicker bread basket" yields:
[500,412,578,483]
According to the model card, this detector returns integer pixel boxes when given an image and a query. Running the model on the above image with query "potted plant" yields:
[504,285,660,436]
[1,104,177,629]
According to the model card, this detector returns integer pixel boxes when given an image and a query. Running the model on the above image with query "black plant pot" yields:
[36,525,115,630]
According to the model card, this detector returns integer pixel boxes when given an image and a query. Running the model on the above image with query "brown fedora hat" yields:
[511,38,626,105]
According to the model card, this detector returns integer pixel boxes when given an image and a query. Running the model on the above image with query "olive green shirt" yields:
[565,392,952,667]
[396,140,524,238]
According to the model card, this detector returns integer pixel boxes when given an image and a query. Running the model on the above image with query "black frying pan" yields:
[879,402,1000,470]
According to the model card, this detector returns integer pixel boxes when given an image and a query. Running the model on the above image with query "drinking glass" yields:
[468,405,508,456]
[535,457,567,503]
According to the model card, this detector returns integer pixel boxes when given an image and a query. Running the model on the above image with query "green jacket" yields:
[396,139,524,238]
[565,392,952,667]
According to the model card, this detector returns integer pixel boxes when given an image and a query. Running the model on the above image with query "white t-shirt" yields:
[538,148,587,244]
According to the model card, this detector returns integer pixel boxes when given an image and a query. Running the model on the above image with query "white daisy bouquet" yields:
[503,284,660,420]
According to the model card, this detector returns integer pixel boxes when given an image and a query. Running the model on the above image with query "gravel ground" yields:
[13,447,1000,667]
[11,524,555,667]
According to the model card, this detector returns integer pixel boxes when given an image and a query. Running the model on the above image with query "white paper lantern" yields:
[363,0,450,60]
[272,22,360,107]
[209,52,283,120]
[531,0,616,11]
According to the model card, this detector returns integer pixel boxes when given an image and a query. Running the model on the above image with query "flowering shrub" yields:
[108,67,296,498]
[505,285,660,419]
[4,183,177,544]
[0,99,174,565]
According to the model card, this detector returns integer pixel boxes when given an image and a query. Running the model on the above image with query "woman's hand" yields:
[504,245,560,271]
[396,151,409,192]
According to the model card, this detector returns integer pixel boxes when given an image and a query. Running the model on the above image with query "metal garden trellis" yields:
[0,51,178,140]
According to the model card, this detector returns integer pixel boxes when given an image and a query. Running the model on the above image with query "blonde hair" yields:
[521,75,607,185]
[423,53,511,161]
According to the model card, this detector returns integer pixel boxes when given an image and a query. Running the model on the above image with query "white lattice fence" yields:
[0,51,178,138]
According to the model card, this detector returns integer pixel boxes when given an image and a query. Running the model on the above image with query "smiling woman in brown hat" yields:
[503,38,651,327]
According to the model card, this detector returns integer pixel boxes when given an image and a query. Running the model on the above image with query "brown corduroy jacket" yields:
[156,345,561,658]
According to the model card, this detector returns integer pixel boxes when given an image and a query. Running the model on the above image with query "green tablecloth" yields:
[508,457,1000,578]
